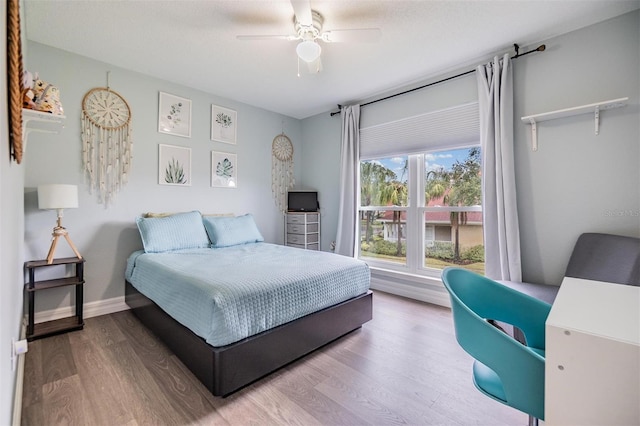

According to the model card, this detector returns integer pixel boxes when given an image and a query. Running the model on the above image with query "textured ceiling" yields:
[24,0,639,119]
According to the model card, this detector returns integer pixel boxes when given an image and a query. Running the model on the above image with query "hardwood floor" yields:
[21,290,526,425]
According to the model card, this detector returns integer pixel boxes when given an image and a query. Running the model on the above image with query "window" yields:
[359,156,408,266]
[358,147,483,277]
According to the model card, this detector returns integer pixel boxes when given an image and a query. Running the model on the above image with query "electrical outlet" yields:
[10,338,28,371]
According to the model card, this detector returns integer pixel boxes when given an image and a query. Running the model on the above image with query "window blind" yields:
[359,101,479,159]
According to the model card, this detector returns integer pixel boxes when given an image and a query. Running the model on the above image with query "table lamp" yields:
[37,184,82,264]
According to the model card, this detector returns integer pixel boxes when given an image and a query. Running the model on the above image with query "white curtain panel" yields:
[477,54,522,281]
[335,104,360,257]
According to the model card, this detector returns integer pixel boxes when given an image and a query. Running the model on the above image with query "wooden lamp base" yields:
[46,216,82,264]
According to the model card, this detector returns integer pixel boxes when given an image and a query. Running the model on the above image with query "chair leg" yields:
[528,415,538,426]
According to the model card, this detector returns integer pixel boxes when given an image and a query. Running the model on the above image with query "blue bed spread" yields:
[125,243,370,347]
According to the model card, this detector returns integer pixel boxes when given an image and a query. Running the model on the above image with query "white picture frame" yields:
[159,144,191,186]
[211,151,237,188]
[211,105,237,144]
[158,92,192,138]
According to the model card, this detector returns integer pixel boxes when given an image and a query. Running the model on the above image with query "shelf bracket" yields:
[21,109,66,152]
[527,118,538,151]
[594,105,600,135]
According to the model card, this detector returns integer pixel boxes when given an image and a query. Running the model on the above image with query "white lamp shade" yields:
[296,40,322,63]
[37,184,79,210]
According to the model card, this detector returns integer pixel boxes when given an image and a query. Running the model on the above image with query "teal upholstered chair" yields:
[441,267,552,425]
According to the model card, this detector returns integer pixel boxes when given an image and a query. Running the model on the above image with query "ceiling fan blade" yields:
[306,56,322,74]
[290,0,312,26]
[236,34,297,41]
[322,28,382,43]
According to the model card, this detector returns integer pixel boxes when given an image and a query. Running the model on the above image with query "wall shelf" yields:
[22,108,66,147]
[521,97,628,151]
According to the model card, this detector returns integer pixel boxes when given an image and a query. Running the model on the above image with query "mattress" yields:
[125,243,370,347]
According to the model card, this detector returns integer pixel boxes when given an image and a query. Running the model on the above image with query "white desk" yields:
[545,277,640,425]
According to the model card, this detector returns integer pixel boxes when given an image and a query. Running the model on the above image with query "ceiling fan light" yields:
[296,40,321,62]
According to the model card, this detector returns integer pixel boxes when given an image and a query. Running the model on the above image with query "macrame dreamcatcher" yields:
[81,83,132,208]
[271,132,294,213]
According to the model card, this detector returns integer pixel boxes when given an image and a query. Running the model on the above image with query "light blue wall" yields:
[24,42,302,311]
[302,10,640,286]
[1,4,26,423]
[513,11,639,284]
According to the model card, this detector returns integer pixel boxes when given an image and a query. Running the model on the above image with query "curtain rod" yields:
[329,43,546,116]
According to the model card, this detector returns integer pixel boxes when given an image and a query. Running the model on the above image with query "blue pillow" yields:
[203,214,264,248]
[136,211,210,253]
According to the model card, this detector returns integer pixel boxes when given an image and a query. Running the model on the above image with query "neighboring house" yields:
[377,195,483,250]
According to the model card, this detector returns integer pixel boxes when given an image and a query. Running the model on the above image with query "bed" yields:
[125,211,372,396]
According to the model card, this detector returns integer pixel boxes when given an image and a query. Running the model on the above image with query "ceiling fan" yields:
[236,0,381,74]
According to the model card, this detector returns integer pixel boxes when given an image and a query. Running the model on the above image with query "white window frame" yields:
[357,147,482,280]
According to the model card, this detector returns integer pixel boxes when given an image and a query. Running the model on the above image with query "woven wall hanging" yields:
[81,85,132,207]
[271,132,295,213]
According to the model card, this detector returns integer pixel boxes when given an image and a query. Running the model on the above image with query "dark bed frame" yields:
[125,280,373,397]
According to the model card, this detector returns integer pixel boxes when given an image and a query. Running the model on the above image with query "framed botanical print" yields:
[211,151,237,188]
[159,144,191,186]
[158,92,191,138]
[211,105,237,144]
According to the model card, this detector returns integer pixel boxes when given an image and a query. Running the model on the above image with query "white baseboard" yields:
[370,274,451,308]
[34,296,129,324]
[12,320,26,426]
